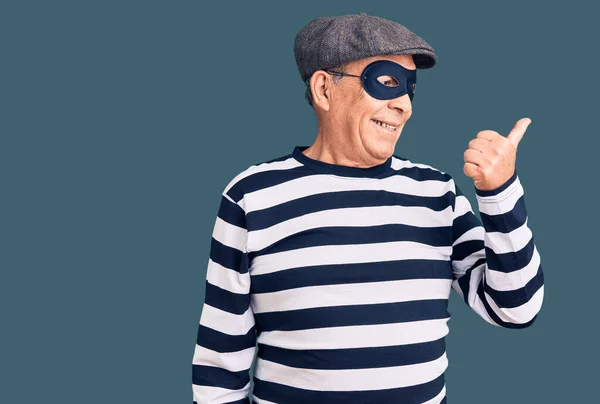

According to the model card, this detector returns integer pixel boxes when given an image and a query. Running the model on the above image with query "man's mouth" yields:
[371,119,398,132]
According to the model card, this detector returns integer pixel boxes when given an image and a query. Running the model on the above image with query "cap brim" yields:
[387,49,438,69]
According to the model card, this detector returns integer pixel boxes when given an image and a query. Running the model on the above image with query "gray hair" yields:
[303,63,347,108]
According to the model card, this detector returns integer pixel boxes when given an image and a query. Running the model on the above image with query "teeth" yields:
[372,119,396,131]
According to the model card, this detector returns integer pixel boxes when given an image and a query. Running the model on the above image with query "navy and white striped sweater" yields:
[192,145,544,404]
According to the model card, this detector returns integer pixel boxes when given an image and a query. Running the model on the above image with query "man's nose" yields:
[387,93,412,113]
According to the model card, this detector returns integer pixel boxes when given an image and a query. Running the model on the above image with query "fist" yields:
[463,117,531,191]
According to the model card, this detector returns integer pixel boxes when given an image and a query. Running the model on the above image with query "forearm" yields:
[474,171,545,327]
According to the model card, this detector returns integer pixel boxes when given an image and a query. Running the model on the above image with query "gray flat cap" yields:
[294,12,438,81]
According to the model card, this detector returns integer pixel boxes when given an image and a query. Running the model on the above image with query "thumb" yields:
[507,117,532,147]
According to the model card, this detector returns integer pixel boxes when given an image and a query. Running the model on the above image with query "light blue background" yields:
[1,1,598,403]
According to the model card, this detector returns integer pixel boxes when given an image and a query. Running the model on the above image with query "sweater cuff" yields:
[474,170,518,198]
[475,171,521,204]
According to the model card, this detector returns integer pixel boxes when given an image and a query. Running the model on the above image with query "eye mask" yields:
[360,59,417,101]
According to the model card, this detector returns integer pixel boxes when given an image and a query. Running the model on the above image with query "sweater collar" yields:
[292,145,393,178]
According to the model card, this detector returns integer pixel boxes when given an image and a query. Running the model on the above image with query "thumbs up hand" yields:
[463,117,531,191]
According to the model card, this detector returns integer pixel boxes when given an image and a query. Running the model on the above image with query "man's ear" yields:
[310,70,332,112]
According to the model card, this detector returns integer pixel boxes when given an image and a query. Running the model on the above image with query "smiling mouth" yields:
[371,119,398,133]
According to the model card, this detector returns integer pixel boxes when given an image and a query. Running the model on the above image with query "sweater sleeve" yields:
[192,192,257,403]
[449,171,545,328]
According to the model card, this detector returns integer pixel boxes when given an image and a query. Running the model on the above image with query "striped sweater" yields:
[192,145,545,404]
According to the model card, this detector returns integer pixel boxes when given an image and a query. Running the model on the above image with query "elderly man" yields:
[192,12,544,404]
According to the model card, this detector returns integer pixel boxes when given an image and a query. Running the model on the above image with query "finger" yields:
[464,148,488,167]
[506,117,531,147]
[468,138,493,154]
[476,130,496,141]
[464,162,480,178]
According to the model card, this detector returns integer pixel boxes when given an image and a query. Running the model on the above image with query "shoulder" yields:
[391,155,463,211]
[391,154,454,183]
[221,150,302,205]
